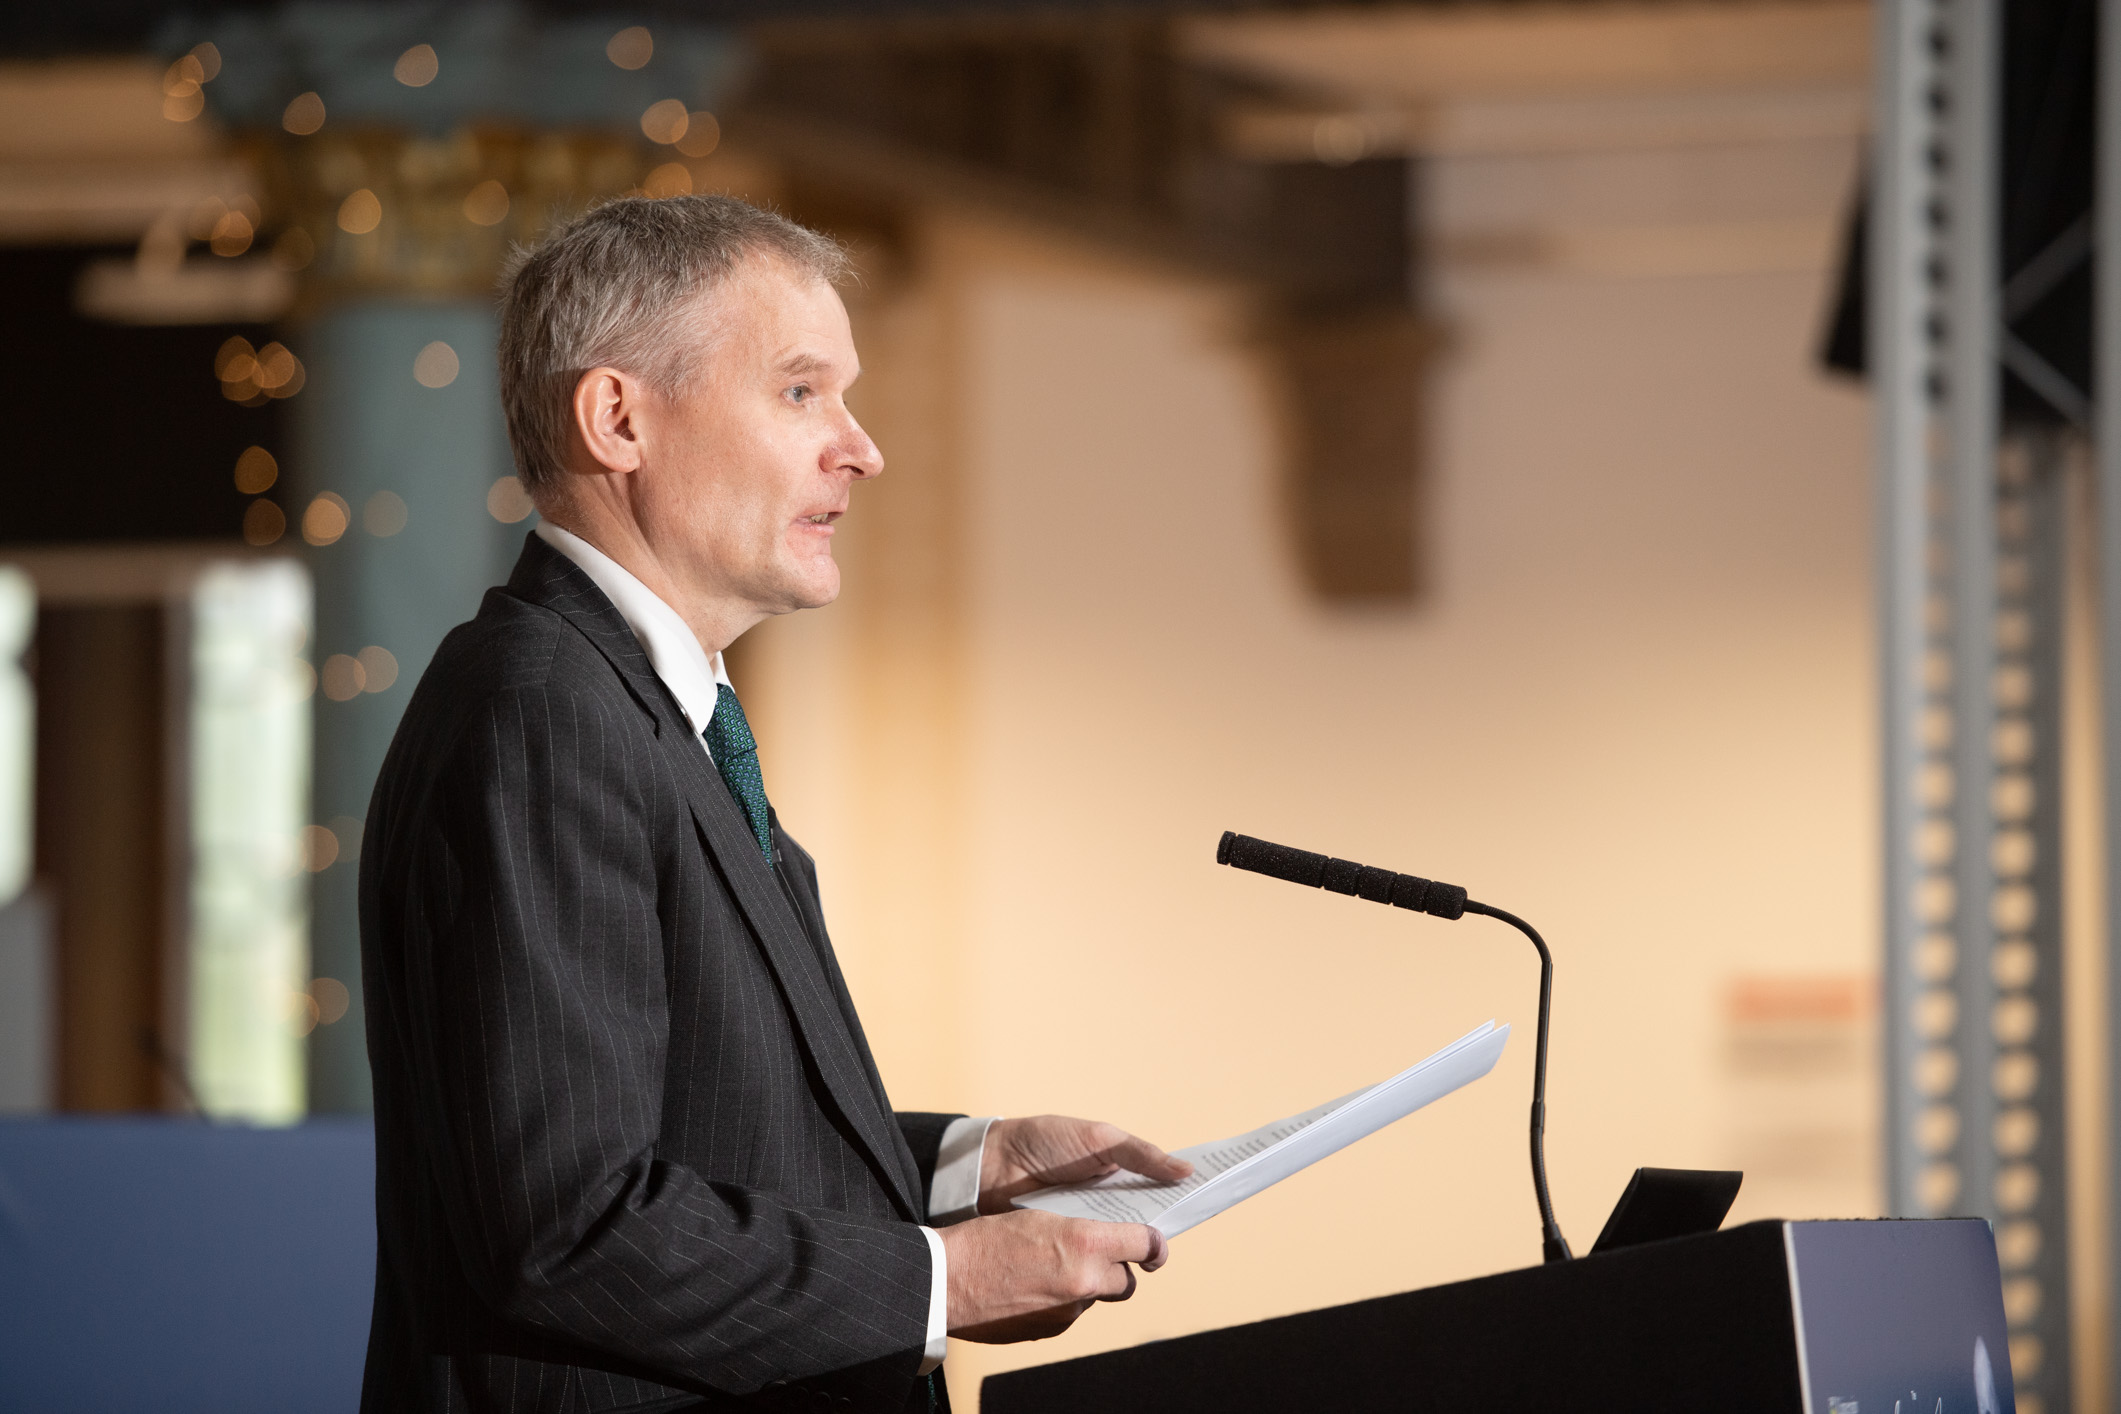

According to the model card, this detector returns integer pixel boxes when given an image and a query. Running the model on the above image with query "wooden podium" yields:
[982,1218,2014,1414]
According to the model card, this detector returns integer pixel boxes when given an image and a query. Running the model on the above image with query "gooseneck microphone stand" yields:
[1217,831,1573,1263]
[1458,898,1569,1263]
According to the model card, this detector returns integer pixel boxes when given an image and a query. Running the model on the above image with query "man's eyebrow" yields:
[774,351,830,377]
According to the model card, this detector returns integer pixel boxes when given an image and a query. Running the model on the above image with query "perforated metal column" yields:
[1990,433,2073,1400]
[1877,0,2074,1405]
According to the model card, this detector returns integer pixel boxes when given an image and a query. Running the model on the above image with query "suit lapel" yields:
[506,535,924,1222]
[774,820,928,1206]
[680,762,925,1220]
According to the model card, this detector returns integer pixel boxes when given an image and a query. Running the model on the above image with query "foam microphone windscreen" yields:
[1320,856,1399,903]
[1218,830,1470,920]
[1216,831,1327,887]
[1415,881,1468,920]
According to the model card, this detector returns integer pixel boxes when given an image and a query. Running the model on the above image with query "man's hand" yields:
[976,1115,1194,1215]
[933,1115,1191,1343]
[938,1210,1168,1343]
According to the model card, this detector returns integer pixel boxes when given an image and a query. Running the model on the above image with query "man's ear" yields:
[570,367,647,475]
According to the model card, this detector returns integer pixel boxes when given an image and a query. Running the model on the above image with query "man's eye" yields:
[787,384,811,404]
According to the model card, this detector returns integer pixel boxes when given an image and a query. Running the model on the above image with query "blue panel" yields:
[1788,1218,2014,1414]
[0,1118,374,1414]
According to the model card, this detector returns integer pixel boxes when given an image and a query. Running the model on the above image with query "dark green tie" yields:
[703,683,773,862]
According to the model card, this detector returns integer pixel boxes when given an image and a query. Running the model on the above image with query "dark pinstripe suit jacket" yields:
[360,533,956,1414]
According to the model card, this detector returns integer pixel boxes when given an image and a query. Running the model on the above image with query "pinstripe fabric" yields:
[360,534,960,1414]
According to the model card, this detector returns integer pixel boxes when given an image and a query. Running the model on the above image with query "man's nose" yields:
[834,415,884,480]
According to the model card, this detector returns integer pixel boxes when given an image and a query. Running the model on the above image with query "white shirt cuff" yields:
[928,1115,999,1227]
[918,1225,948,1375]
[917,1116,996,1374]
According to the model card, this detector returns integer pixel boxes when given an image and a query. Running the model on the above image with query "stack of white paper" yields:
[1012,1020,1509,1238]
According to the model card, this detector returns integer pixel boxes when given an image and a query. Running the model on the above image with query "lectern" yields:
[983,1218,2014,1414]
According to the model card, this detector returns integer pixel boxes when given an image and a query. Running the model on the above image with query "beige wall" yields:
[745,128,1882,1395]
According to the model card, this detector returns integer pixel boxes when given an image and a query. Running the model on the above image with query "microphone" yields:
[1217,830,1572,1263]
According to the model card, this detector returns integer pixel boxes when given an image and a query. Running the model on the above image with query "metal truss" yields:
[1877,0,2075,1405]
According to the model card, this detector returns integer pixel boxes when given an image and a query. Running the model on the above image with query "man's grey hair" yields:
[496,194,848,498]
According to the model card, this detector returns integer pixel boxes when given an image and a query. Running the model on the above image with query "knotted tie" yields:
[703,683,773,862]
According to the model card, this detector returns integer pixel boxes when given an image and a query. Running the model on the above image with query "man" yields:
[358,195,1189,1413]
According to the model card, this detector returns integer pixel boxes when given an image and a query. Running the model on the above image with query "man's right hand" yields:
[937,1209,1169,1343]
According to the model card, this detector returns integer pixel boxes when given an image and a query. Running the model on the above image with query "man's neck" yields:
[538,500,760,658]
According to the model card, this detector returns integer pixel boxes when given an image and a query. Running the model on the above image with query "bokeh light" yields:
[271,227,316,271]
[209,209,254,257]
[606,25,653,70]
[463,179,510,227]
[283,91,326,135]
[337,189,382,235]
[214,335,303,404]
[412,341,459,388]
[242,499,286,546]
[215,336,257,383]
[302,493,351,546]
[299,823,340,871]
[487,475,536,524]
[164,55,204,96]
[253,342,305,398]
[640,99,689,146]
[644,163,692,199]
[393,44,439,88]
[234,446,278,494]
[311,977,352,1025]
[216,336,262,401]
[362,490,409,537]
[161,51,208,121]
[356,646,399,692]
[675,112,721,159]
[320,653,366,701]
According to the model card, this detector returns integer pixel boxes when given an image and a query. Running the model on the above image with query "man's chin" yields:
[776,566,842,613]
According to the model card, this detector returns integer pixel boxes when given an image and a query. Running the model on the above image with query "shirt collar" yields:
[534,521,731,739]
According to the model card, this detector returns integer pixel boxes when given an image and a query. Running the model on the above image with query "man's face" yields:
[629,255,880,618]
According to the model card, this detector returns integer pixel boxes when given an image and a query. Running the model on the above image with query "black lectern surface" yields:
[981,1218,2012,1414]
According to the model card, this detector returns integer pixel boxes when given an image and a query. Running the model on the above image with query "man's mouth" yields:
[802,512,842,525]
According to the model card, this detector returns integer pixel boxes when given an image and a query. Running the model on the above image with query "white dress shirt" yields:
[536,522,997,1375]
